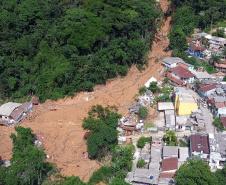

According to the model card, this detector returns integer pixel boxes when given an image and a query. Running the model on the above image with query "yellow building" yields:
[174,87,198,116]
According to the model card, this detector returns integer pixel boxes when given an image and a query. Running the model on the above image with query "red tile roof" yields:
[160,172,176,178]
[186,37,194,43]
[215,102,226,109]
[199,84,216,92]
[214,63,226,69]
[168,66,195,78]
[191,133,209,154]
[221,117,226,127]
[189,45,206,52]
[167,73,183,85]
[162,157,178,172]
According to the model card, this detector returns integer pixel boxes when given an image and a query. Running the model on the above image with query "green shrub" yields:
[89,166,112,184]
[137,159,146,168]
[138,106,149,119]
[139,87,147,95]
[137,137,152,148]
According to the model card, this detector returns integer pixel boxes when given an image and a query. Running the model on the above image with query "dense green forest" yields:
[0,0,161,102]
[169,0,226,53]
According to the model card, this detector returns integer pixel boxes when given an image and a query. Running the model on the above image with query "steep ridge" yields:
[0,0,172,182]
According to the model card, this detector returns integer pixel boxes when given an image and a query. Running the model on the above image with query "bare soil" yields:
[0,0,172,182]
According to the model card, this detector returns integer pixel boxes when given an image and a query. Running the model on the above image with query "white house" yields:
[0,102,33,124]
[162,57,184,69]
[168,66,195,84]
[0,102,22,122]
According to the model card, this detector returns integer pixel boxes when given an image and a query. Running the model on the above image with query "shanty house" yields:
[190,133,210,161]
[0,102,22,122]
[198,84,217,98]
[10,102,33,123]
[0,102,33,124]
[168,66,195,84]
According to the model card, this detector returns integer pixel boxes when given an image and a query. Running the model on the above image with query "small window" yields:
[5,117,7,119]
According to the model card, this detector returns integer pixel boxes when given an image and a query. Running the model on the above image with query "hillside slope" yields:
[0,0,172,182]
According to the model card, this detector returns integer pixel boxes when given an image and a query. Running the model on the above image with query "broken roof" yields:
[162,157,178,172]
[191,133,209,154]
[10,102,31,121]
[0,102,22,116]
[169,66,195,78]
[199,84,216,92]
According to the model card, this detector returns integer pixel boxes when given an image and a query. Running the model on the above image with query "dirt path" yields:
[0,0,171,182]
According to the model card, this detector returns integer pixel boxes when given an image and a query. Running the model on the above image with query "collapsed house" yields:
[0,102,33,125]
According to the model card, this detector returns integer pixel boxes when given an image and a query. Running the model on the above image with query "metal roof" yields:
[191,71,212,79]
[0,102,22,116]
[163,146,178,158]
[162,57,184,65]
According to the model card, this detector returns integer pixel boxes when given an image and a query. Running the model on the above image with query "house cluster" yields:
[162,57,224,87]
[0,97,39,126]
[117,85,157,135]
[187,32,226,59]
[125,132,226,185]
[190,132,226,171]
[158,86,207,131]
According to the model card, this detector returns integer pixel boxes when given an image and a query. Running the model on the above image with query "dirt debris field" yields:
[0,0,171,182]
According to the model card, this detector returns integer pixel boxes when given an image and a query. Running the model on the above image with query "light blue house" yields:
[199,84,216,98]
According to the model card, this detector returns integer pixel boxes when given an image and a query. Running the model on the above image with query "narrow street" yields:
[200,106,215,133]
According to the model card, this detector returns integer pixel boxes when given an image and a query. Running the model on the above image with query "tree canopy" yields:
[82,105,121,159]
[0,126,53,185]
[0,0,161,102]
[175,159,218,185]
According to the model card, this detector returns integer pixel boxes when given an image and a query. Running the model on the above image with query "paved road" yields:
[200,106,215,133]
